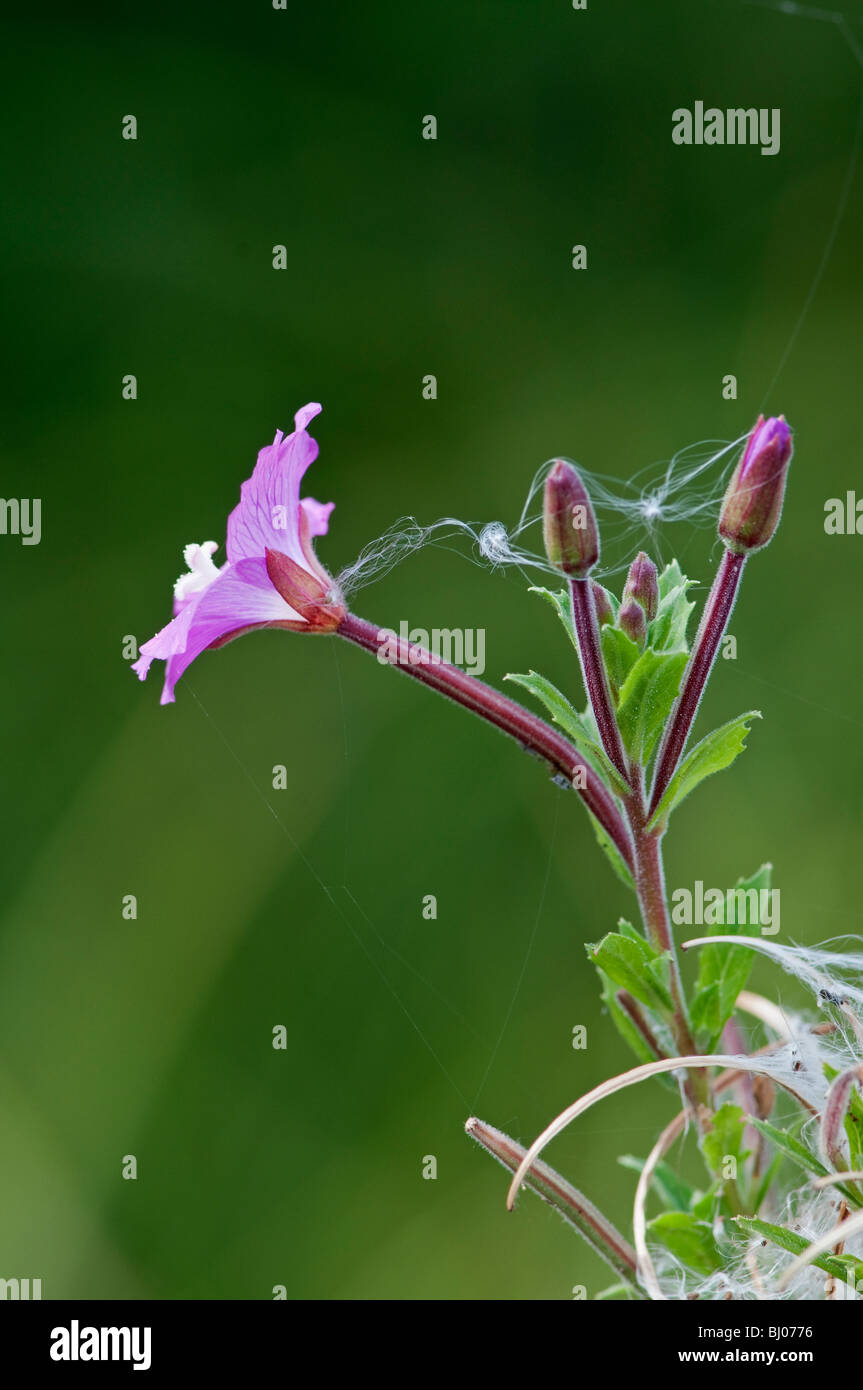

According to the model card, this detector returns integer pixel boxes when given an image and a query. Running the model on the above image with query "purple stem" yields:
[569,577,629,781]
[565,579,700,1083]
[629,814,699,1070]
[649,549,746,819]
[338,612,634,874]
[617,989,668,1060]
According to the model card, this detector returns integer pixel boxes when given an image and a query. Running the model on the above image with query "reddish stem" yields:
[337,611,634,874]
[569,577,629,781]
[649,548,746,818]
[629,811,699,1063]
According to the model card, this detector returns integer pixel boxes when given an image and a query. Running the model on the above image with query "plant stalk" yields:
[649,548,746,818]
[337,611,635,874]
[569,577,629,782]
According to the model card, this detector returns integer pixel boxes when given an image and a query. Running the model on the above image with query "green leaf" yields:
[751,1152,784,1215]
[616,648,687,766]
[700,1103,748,1173]
[647,712,762,832]
[749,1119,829,1181]
[694,864,771,1040]
[657,559,687,601]
[689,981,721,1048]
[528,586,578,649]
[600,626,641,698]
[618,1155,694,1213]
[589,814,635,892]
[597,967,662,1067]
[733,1216,863,1285]
[504,670,631,798]
[597,968,657,1064]
[588,928,673,1014]
[650,562,697,652]
[691,1183,720,1222]
[646,1212,722,1276]
[595,1282,643,1300]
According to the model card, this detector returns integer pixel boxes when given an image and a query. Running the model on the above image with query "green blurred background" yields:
[1,0,862,1299]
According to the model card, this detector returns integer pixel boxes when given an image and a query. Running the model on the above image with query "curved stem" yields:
[337,611,634,874]
[649,549,746,818]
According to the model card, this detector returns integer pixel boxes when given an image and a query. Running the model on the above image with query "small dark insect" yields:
[818,988,847,1006]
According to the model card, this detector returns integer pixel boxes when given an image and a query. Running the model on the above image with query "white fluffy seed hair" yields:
[336,434,748,594]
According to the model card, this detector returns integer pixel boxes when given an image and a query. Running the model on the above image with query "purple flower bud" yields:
[591,580,614,627]
[618,598,647,649]
[718,415,793,554]
[543,459,599,577]
[622,551,659,621]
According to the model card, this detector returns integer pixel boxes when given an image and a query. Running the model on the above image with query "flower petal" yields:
[226,402,324,567]
[134,557,302,704]
[300,497,335,538]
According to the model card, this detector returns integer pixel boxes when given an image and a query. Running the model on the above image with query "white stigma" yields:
[174,541,221,603]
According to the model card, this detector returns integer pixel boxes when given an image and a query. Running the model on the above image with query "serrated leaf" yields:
[505,670,631,798]
[616,648,687,766]
[694,864,771,1038]
[647,712,762,832]
[588,930,673,1014]
[647,1212,722,1276]
[618,1155,694,1212]
[589,814,635,891]
[651,562,697,652]
[733,1216,863,1284]
[600,625,641,698]
[657,559,687,601]
[528,585,577,649]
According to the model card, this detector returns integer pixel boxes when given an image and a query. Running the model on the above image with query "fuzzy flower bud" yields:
[622,551,659,621]
[618,599,647,649]
[543,460,599,577]
[718,415,793,554]
[591,580,614,627]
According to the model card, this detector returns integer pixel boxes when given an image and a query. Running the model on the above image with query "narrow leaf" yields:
[589,813,635,891]
[618,1155,694,1212]
[734,1215,863,1285]
[505,670,631,798]
[528,585,578,649]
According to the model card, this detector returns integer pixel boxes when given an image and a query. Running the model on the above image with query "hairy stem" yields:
[337,611,634,873]
[465,1117,642,1289]
[627,810,707,1109]
[569,577,629,781]
[649,548,746,818]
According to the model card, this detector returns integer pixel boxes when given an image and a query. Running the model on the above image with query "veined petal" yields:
[226,402,328,568]
[301,496,335,537]
[134,557,303,704]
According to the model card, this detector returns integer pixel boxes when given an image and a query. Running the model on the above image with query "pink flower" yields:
[133,402,344,704]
